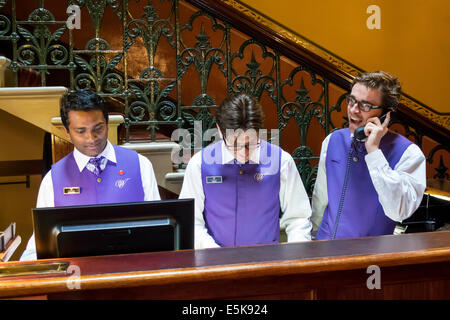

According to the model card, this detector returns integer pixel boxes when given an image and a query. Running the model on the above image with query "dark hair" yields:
[216,93,265,138]
[60,90,108,130]
[352,71,401,111]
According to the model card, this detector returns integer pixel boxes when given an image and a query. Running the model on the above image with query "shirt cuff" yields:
[364,148,388,169]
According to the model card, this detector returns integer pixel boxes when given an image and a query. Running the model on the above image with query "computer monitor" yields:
[32,199,194,259]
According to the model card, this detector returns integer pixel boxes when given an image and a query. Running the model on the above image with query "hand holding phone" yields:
[354,113,389,141]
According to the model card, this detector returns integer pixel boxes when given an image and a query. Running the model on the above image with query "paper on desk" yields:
[0,223,16,252]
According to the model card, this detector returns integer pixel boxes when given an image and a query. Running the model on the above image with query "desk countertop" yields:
[1,231,450,298]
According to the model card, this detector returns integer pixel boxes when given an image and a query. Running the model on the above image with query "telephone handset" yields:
[354,112,389,141]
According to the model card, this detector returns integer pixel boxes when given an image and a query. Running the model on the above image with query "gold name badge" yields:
[63,187,81,195]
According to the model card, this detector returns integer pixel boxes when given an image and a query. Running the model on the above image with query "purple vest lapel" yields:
[316,129,412,240]
[201,140,282,247]
[52,145,145,206]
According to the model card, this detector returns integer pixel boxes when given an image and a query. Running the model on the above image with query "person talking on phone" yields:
[311,71,426,240]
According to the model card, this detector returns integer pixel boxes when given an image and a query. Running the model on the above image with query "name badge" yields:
[206,176,223,184]
[64,187,80,195]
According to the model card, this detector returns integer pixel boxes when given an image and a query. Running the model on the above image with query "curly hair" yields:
[352,71,402,111]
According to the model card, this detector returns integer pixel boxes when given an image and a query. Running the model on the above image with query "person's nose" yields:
[86,130,97,143]
[349,102,361,114]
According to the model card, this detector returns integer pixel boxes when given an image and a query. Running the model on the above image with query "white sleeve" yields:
[279,151,312,242]
[19,233,37,261]
[178,152,220,249]
[138,154,161,201]
[20,170,54,261]
[310,134,331,237]
[365,143,426,222]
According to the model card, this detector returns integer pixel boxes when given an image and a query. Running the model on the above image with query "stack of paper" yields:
[0,223,16,252]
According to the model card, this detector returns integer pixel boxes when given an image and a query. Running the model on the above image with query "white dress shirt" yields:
[179,140,312,249]
[20,141,160,261]
[310,131,427,237]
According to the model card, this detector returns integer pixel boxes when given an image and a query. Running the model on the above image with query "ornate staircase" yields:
[0,0,448,260]
[0,0,448,196]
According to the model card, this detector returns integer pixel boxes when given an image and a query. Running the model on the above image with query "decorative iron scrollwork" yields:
[1,0,447,193]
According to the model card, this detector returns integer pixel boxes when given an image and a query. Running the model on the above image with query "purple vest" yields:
[316,129,412,240]
[201,140,282,247]
[52,145,145,206]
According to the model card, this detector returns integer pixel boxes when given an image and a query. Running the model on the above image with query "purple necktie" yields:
[88,156,105,176]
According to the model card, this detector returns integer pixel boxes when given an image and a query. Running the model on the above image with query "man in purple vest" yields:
[20,90,160,260]
[311,71,426,240]
[179,94,312,249]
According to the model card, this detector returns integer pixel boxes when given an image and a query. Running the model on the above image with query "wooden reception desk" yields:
[1,231,450,299]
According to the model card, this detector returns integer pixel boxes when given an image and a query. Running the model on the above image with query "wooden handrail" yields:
[187,0,358,88]
[186,0,450,144]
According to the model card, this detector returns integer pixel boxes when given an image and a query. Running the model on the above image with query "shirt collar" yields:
[221,140,260,164]
[73,140,116,172]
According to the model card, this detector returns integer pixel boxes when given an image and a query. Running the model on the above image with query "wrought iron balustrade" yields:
[0,0,448,195]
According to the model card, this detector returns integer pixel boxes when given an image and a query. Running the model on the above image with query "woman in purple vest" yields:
[179,94,312,249]
[20,90,160,260]
[311,71,426,240]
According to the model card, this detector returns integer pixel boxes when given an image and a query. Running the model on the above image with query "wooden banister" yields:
[187,0,450,144]
[187,0,357,88]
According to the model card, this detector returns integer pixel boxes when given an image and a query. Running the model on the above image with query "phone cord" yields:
[331,139,355,239]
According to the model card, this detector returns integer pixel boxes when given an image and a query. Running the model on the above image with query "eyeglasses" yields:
[223,139,260,151]
[346,94,382,112]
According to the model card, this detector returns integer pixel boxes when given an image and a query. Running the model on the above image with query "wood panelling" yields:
[51,134,73,164]
[1,231,450,300]
[0,160,43,177]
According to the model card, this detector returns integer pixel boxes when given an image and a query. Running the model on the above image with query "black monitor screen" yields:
[32,199,194,259]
